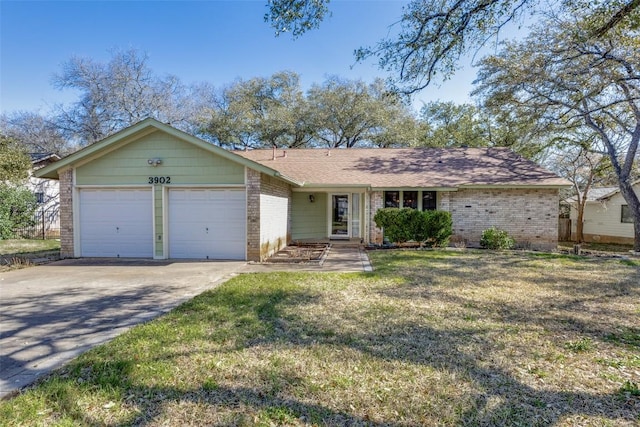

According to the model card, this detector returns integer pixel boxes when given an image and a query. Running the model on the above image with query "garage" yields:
[168,188,246,259]
[79,189,153,257]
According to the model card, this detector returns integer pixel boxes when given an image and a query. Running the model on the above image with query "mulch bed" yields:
[265,243,330,263]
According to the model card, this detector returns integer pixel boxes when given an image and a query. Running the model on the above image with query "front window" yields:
[422,191,437,211]
[384,191,400,208]
[621,205,633,223]
[403,191,418,209]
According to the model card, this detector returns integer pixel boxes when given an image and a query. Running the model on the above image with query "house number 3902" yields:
[148,176,171,184]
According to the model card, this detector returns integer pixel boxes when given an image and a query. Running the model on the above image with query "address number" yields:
[148,176,171,184]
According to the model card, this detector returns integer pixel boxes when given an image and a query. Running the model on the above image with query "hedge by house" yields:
[373,208,452,247]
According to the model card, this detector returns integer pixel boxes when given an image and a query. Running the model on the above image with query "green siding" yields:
[76,130,245,185]
[154,186,163,257]
[291,192,328,240]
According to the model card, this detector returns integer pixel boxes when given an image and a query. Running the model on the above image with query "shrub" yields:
[480,227,515,250]
[373,208,412,243]
[373,208,452,247]
[423,210,453,247]
[0,184,38,239]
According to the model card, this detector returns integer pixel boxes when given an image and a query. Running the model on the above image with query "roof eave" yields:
[457,183,571,189]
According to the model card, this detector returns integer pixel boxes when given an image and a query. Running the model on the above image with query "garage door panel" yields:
[79,189,153,258]
[168,189,246,260]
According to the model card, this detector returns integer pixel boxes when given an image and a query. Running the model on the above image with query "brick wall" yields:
[246,170,293,262]
[58,168,74,258]
[449,188,559,250]
[368,191,384,244]
[259,174,292,260]
[246,169,261,262]
[366,188,559,250]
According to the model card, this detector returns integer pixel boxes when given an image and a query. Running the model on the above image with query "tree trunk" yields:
[618,181,640,252]
[576,208,585,243]
[634,216,640,253]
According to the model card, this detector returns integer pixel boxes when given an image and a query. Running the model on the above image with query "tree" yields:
[200,74,422,149]
[52,49,194,145]
[266,0,640,94]
[473,9,640,250]
[0,135,38,239]
[0,111,69,155]
[419,102,490,148]
[307,77,420,148]
[198,71,314,149]
[548,144,611,243]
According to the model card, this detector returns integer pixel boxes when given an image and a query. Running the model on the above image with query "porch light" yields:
[147,158,162,167]
[309,194,315,203]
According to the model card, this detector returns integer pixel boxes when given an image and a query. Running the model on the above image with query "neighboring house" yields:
[27,153,61,238]
[569,182,639,245]
[35,118,568,261]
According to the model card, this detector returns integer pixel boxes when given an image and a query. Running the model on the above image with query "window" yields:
[422,191,437,211]
[621,205,633,223]
[403,191,418,209]
[35,192,45,204]
[384,191,399,208]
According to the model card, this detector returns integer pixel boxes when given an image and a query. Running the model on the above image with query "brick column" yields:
[58,168,74,258]
[368,191,384,244]
[246,169,261,262]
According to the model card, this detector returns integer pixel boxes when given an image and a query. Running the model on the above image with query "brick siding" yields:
[368,191,384,244]
[246,169,293,262]
[259,174,292,260]
[449,188,559,250]
[246,169,261,262]
[367,188,559,250]
[58,168,74,258]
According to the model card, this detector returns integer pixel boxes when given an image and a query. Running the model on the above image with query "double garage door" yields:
[79,188,246,259]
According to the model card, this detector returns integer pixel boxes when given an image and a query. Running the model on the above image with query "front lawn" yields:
[1,250,638,426]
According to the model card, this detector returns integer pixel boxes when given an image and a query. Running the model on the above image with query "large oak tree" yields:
[266,0,640,93]
[473,10,640,250]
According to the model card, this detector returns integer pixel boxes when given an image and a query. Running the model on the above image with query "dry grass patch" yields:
[1,251,638,426]
[0,239,60,255]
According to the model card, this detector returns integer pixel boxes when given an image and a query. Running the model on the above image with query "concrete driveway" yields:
[0,258,246,399]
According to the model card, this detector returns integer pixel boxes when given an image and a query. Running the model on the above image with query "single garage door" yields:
[169,188,246,259]
[79,189,153,258]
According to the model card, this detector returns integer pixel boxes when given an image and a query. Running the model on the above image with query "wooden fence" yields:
[558,218,571,241]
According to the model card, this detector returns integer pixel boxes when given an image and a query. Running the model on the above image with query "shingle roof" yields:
[587,187,620,201]
[235,147,569,188]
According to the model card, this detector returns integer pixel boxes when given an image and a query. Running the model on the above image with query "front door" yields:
[330,194,349,239]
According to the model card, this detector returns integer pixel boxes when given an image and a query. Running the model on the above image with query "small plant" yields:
[564,337,594,353]
[619,380,640,396]
[480,227,515,250]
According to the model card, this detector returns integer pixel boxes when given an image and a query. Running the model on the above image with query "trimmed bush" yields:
[373,208,452,247]
[423,210,453,247]
[480,227,515,250]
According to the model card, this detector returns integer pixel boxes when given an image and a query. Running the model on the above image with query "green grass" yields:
[1,251,639,426]
[0,239,60,255]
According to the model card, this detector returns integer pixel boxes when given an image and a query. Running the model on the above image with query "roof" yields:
[30,153,61,171]
[235,147,570,189]
[30,153,60,163]
[588,180,640,201]
[34,118,300,185]
[586,186,620,201]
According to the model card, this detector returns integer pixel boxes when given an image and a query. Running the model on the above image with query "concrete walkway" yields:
[0,246,371,399]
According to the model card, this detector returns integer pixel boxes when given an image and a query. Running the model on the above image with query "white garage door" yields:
[169,189,246,260]
[79,189,153,258]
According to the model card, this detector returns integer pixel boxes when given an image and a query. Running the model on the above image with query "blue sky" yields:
[1,0,481,115]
